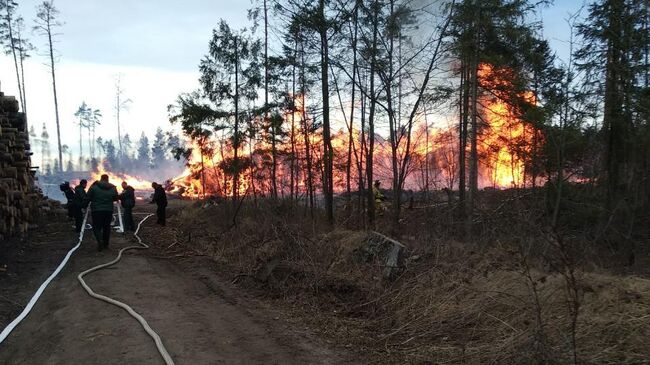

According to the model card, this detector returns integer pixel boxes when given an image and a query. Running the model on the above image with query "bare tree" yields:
[14,17,33,116]
[318,0,334,224]
[114,74,132,159]
[74,102,88,169]
[1,0,23,111]
[366,0,379,225]
[34,0,63,172]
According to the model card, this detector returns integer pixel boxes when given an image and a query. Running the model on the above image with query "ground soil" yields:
[0,203,350,364]
[0,211,77,330]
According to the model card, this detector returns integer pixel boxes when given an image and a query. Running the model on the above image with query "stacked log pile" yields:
[0,90,52,239]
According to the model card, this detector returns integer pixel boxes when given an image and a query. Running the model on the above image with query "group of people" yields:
[60,176,168,251]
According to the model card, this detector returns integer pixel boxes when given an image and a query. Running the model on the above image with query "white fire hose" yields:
[0,208,90,344]
[77,211,175,365]
[1,206,175,365]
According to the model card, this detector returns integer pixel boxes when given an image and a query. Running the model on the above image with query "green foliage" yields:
[575,0,649,206]
[170,19,263,191]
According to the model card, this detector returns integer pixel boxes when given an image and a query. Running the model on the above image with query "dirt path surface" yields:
[0,211,348,364]
[0,214,77,328]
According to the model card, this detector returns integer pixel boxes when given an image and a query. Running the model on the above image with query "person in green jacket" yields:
[72,179,88,233]
[86,174,119,251]
[119,181,136,232]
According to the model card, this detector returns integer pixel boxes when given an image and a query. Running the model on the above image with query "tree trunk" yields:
[5,7,24,111]
[19,44,27,117]
[468,45,479,214]
[290,36,298,202]
[643,0,650,89]
[424,108,430,199]
[299,39,314,217]
[358,69,367,223]
[233,37,240,204]
[87,127,91,164]
[385,0,401,233]
[264,0,277,199]
[79,120,83,169]
[46,18,63,172]
[115,77,125,159]
[319,0,334,225]
[459,57,468,213]
[345,2,360,217]
[366,1,379,225]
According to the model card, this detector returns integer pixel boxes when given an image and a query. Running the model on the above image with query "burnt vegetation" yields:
[2,0,650,363]
[161,0,650,363]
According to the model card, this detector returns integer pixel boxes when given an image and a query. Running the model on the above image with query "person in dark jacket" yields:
[151,182,167,226]
[86,174,119,251]
[119,181,136,232]
[72,179,88,233]
[60,182,75,220]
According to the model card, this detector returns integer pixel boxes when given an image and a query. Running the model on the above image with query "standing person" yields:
[60,181,75,221]
[86,174,118,251]
[373,180,386,215]
[72,179,88,233]
[151,182,167,226]
[119,181,136,232]
[373,180,385,205]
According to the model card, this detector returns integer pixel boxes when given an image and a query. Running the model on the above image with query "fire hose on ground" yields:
[0,208,91,344]
[1,206,175,365]
[77,210,175,365]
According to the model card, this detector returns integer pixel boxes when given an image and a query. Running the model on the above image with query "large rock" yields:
[353,231,406,280]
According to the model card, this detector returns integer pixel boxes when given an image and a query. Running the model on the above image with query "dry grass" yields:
[155,199,650,364]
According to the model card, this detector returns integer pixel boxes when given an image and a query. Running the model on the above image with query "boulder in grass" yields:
[353,231,407,280]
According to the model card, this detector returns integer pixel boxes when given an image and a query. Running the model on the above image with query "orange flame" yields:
[477,64,537,188]
[90,163,153,191]
[169,69,540,198]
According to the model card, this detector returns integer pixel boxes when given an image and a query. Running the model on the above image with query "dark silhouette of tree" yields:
[137,132,150,169]
[104,140,117,168]
[151,127,167,168]
[576,0,649,208]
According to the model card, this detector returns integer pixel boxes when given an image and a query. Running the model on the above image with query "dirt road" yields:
[0,212,348,364]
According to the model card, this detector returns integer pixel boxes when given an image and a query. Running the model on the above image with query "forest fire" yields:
[168,67,538,199]
[169,142,216,198]
[476,64,538,188]
[90,164,153,191]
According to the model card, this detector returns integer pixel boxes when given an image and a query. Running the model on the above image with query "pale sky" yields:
[1,0,251,156]
[0,0,586,157]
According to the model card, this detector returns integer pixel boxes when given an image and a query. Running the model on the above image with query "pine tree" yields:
[576,0,648,207]
[449,0,549,218]
[0,0,32,114]
[34,0,64,172]
[196,20,262,201]
[137,132,150,169]
[13,16,32,116]
[151,127,167,168]
[104,140,117,168]
[122,133,133,168]
[74,102,89,167]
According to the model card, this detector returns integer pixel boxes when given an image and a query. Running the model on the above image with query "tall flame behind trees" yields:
[476,64,539,188]
[169,66,539,200]
[167,2,543,229]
